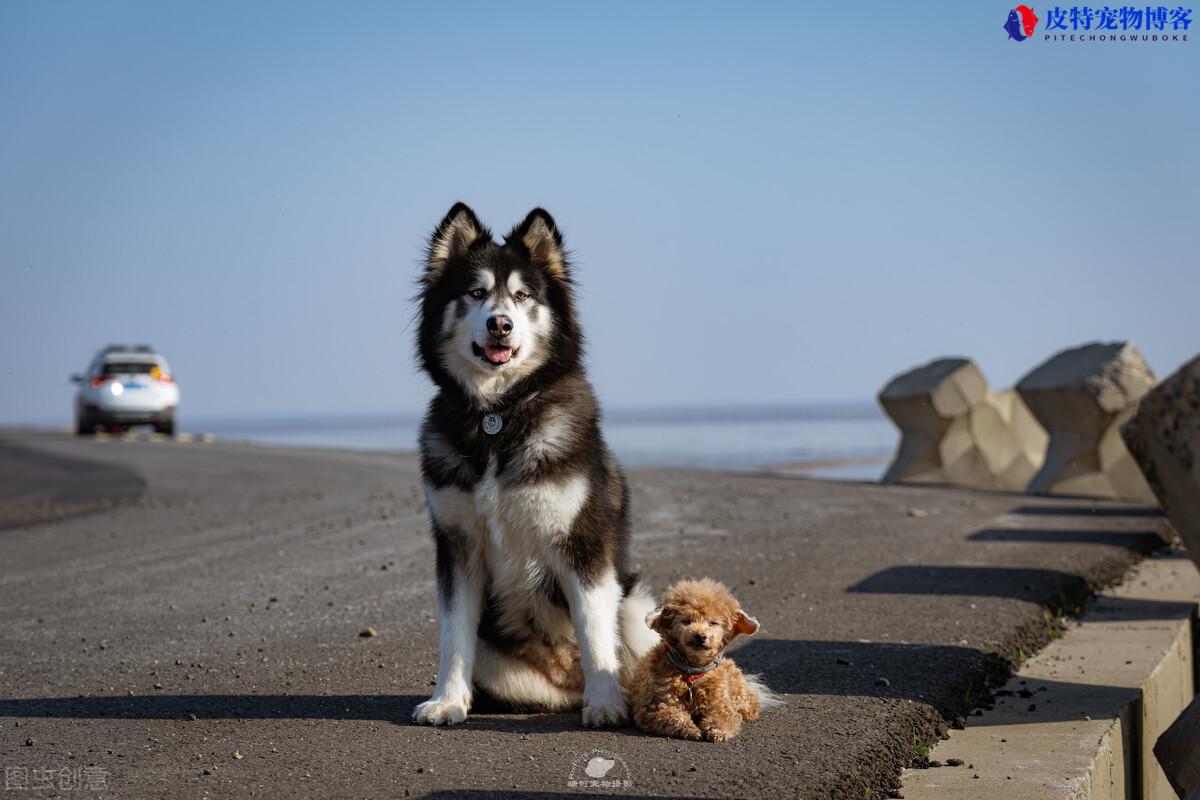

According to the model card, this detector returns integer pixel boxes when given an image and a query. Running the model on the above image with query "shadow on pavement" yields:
[962,674,1138,727]
[732,638,1000,708]
[967,527,1167,549]
[0,694,640,737]
[1010,505,1164,518]
[846,564,1091,601]
[0,694,422,722]
[846,565,1188,621]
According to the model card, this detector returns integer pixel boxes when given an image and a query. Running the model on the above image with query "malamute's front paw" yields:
[412,698,469,726]
[582,701,628,727]
[582,681,628,727]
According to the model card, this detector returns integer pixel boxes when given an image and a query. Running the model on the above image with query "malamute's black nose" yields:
[487,315,514,337]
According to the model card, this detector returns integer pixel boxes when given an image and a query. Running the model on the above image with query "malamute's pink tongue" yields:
[484,345,513,364]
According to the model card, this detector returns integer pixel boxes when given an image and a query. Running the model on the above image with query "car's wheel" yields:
[75,415,94,436]
[155,415,175,437]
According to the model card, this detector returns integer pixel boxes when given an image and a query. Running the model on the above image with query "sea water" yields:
[187,403,895,481]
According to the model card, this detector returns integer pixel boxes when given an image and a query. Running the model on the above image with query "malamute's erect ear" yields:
[426,202,488,283]
[512,208,567,280]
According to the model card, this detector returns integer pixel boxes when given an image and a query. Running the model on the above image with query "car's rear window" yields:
[102,362,156,374]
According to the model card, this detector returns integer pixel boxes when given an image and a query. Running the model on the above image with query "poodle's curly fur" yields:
[627,578,778,742]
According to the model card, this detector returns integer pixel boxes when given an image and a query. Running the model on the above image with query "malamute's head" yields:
[417,203,581,405]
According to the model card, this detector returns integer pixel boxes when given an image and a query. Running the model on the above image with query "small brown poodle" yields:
[628,578,780,742]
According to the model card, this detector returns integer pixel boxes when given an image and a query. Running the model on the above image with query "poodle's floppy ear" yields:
[733,610,760,636]
[644,606,666,632]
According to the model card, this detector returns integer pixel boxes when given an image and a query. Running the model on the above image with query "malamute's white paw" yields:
[582,701,628,727]
[582,681,628,727]
[412,698,469,726]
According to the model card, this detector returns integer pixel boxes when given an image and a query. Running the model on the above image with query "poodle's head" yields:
[645,578,759,667]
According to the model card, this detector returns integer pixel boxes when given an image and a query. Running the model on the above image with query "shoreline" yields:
[761,455,890,474]
[0,423,892,481]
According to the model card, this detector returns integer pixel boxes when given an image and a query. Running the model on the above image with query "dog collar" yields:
[479,390,540,436]
[666,648,723,684]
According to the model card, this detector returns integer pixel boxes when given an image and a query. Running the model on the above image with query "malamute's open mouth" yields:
[472,342,517,366]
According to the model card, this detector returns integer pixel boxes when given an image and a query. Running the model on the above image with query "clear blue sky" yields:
[1,1,1196,423]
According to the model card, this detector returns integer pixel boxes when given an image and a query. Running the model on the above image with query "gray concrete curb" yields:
[903,550,1199,800]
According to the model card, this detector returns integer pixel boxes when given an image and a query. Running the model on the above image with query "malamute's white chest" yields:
[473,458,590,549]
[424,457,591,639]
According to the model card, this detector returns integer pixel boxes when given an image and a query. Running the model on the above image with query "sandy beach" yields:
[0,429,1172,798]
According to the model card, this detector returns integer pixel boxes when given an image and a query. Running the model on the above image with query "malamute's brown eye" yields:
[514,291,529,303]
[468,288,486,300]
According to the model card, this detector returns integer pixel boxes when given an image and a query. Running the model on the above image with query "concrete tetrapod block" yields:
[1017,342,1158,502]
[987,388,1051,489]
[1155,694,1200,799]
[880,357,1047,491]
[1123,354,1200,563]
[1123,354,1200,799]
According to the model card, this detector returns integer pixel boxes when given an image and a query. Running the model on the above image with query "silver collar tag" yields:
[482,413,503,435]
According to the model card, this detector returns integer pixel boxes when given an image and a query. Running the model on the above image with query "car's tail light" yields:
[90,375,109,388]
[151,366,174,384]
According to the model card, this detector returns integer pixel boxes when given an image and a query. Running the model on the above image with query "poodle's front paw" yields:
[582,680,628,727]
[671,723,704,740]
[412,698,469,726]
[701,720,740,742]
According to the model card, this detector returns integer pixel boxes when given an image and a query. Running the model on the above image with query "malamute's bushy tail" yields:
[744,673,785,709]
[618,581,660,670]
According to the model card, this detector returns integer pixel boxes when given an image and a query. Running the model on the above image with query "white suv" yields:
[72,345,180,435]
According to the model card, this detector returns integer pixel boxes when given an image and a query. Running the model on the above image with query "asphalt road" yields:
[0,430,1171,799]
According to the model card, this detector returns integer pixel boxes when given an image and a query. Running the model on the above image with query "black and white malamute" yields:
[412,203,657,727]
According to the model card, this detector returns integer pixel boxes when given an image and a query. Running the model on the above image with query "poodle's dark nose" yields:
[487,315,514,337]
[691,631,706,647]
